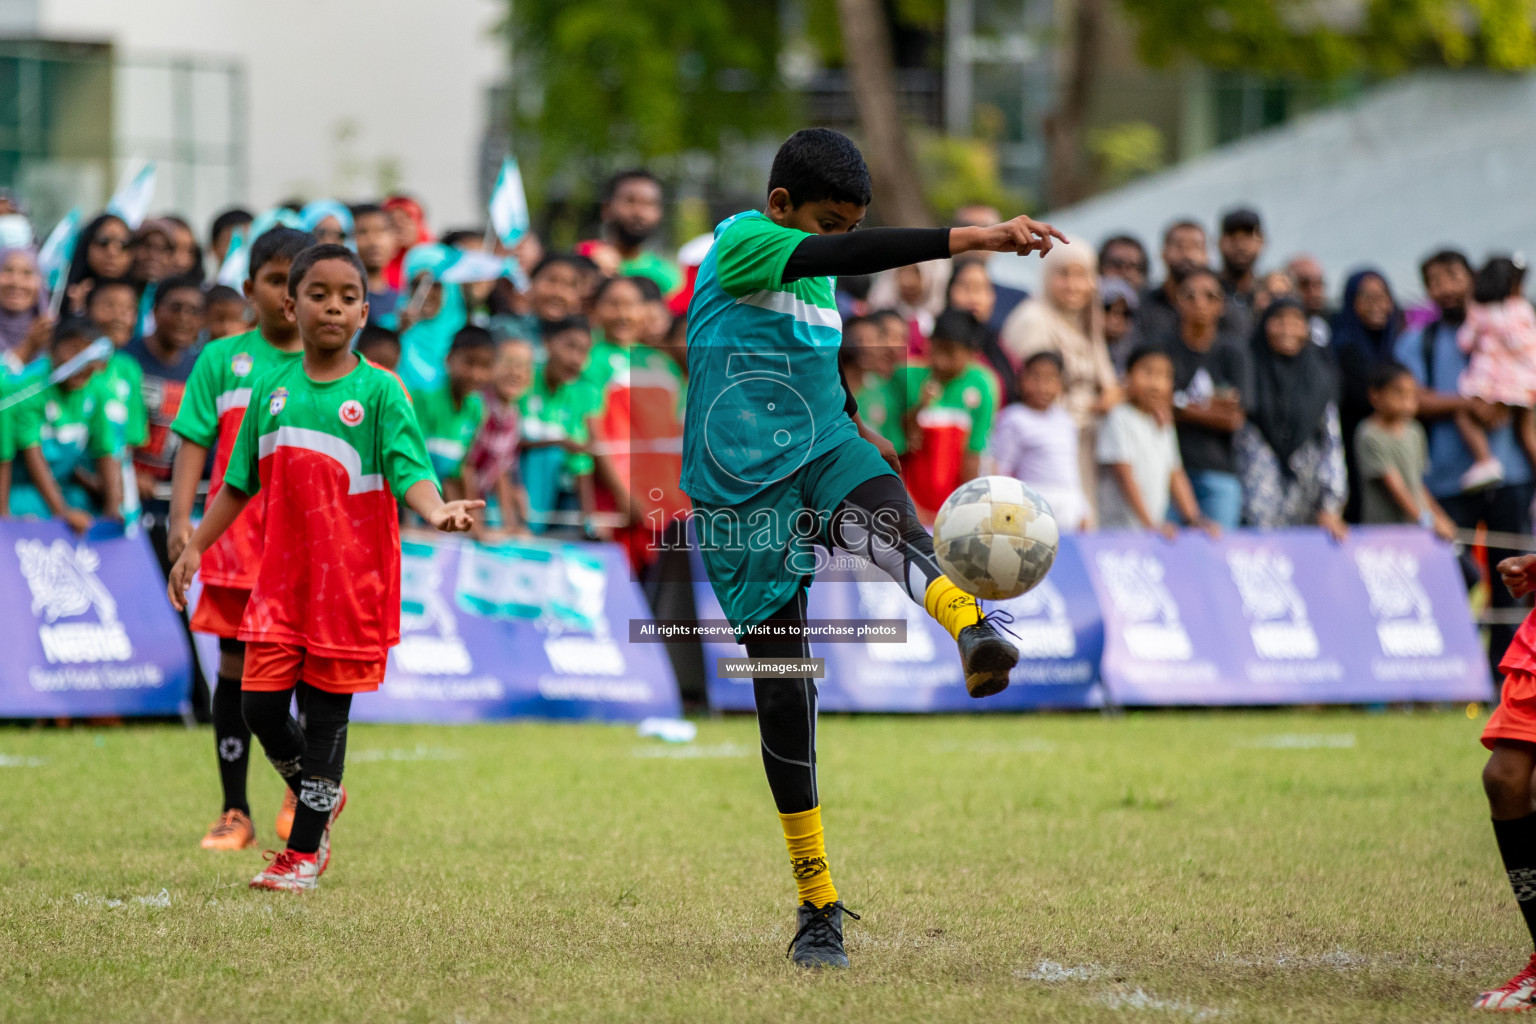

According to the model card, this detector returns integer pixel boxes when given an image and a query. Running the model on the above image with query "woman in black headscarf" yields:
[1235,297,1349,540]
[1330,267,1404,521]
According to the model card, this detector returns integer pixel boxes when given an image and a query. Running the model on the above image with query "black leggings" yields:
[746,474,943,814]
[242,683,352,854]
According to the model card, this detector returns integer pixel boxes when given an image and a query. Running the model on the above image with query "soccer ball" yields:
[933,476,1059,601]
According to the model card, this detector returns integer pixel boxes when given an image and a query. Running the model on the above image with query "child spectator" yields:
[901,308,997,520]
[166,243,480,893]
[465,336,534,533]
[86,278,139,349]
[1101,276,1139,375]
[204,284,250,340]
[585,274,647,391]
[520,316,601,537]
[520,253,594,343]
[1455,257,1536,491]
[163,217,204,281]
[412,325,494,502]
[1097,346,1212,536]
[355,323,401,372]
[842,315,903,454]
[1355,362,1457,539]
[125,274,204,524]
[86,280,149,513]
[208,207,253,270]
[3,317,119,529]
[982,351,1089,531]
[351,203,401,322]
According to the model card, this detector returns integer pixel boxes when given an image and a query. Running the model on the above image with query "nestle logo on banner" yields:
[1227,550,1319,660]
[1094,550,1191,661]
[544,636,625,675]
[15,539,132,664]
[855,579,935,663]
[1002,580,1076,658]
[1354,547,1444,658]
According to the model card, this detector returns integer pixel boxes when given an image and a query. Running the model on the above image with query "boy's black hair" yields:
[350,202,386,221]
[1162,219,1205,245]
[1023,350,1065,374]
[593,274,646,304]
[630,275,663,303]
[84,277,139,306]
[531,252,599,281]
[1098,234,1147,265]
[1475,256,1526,305]
[204,284,245,307]
[210,207,253,243]
[250,227,317,281]
[449,324,495,356]
[1125,344,1172,373]
[601,168,661,204]
[929,308,981,350]
[1367,361,1414,393]
[440,228,484,250]
[1176,265,1222,292]
[544,315,591,339]
[768,128,873,208]
[869,308,906,330]
[356,323,400,354]
[287,243,368,297]
[154,273,205,308]
[1420,248,1471,284]
[52,315,97,347]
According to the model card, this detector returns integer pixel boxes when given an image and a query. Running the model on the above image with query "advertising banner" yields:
[0,520,191,718]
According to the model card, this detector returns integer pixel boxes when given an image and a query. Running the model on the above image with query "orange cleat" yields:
[200,809,256,851]
[275,788,296,842]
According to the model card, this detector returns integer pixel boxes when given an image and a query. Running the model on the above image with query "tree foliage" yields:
[504,0,789,192]
[1119,0,1536,78]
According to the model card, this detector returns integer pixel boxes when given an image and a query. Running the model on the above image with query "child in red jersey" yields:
[1475,553,1536,1009]
[168,243,481,892]
[169,227,313,852]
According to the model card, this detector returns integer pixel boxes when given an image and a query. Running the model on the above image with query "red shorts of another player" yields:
[242,641,385,695]
[190,584,251,639]
[1483,670,1536,750]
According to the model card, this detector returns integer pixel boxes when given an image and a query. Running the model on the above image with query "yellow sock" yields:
[924,576,981,640]
[780,806,838,908]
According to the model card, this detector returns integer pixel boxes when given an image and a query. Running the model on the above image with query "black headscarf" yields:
[1248,297,1337,471]
[1329,268,1403,361]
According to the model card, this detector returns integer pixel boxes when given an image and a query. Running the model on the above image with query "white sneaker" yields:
[249,849,319,892]
[1462,458,1506,493]
[1475,953,1536,1011]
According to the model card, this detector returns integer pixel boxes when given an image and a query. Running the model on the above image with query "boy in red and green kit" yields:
[168,243,481,892]
[900,308,997,520]
[169,227,315,852]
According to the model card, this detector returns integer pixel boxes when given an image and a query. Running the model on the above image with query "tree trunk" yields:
[1043,0,1105,209]
[834,0,936,227]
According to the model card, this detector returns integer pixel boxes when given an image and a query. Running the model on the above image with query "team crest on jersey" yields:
[339,400,365,427]
[231,352,254,378]
[268,387,288,415]
[962,386,981,409]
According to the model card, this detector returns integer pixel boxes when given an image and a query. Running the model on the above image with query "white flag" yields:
[488,156,529,247]
[217,226,249,288]
[439,249,520,285]
[37,207,81,291]
[106,160,158,229]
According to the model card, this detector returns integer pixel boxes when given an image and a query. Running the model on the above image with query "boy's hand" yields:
[167,546,201,612]
[1432,512,1458,543]
[1317,510,1349,544]
[1499,555,1536,599]
[1194,515,1221,539]
[61,508,93,534]
[956,216,1069,259]
[1156,522,1179,541]
[167,519,195,564]
[429,500,485,533]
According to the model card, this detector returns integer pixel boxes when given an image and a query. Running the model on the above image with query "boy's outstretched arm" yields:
[781,216,1067,283]
[167,483,252,611]
[403,479,484,533]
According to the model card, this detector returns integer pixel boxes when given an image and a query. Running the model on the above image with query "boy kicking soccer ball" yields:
[167,243,481,892]
[681,128,1064,967]
[169,226,314,851]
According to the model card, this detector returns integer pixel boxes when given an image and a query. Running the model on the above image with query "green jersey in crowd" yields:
[411,384,485,483]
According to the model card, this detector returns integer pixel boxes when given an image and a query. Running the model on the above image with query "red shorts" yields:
[1483,670,1536,749]
[242,641,385,695]
[189,584,251,639]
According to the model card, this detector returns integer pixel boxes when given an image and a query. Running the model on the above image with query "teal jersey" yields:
[680,211,856,505]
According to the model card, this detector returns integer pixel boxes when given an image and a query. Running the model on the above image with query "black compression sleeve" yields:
[839,366,858,418]
[782,228,952,282]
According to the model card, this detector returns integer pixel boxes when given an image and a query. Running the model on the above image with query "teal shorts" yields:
[693,435,895,631]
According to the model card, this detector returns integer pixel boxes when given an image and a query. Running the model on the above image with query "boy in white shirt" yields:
[982,351,1089,530]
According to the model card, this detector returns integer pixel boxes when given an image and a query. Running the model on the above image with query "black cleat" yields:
[787,900,859,968]
[957,615,1019,698]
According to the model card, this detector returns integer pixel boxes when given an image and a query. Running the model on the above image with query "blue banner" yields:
[0,520,190,718]
[693,526,1491,710]
[349,536,680,723]
[696,540,1106,713]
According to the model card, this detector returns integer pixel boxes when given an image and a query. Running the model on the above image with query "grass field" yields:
[0,708,1520,1022]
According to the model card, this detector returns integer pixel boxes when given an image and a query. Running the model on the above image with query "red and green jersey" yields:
[410,383,484,482]
[222,356,437,660]
[172,330,303,590]
[900,362,997,515]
